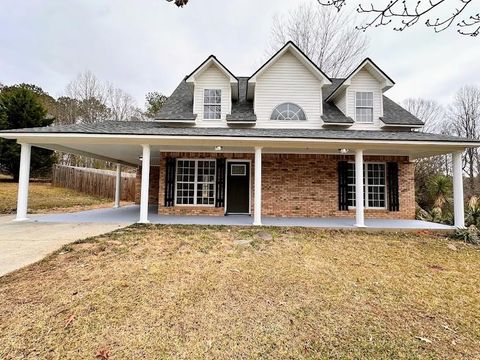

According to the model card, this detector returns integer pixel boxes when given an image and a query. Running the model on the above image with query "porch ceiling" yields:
[25,138,470,166]
[3,120,479,164]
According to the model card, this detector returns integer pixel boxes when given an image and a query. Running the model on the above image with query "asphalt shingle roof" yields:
[226,77,256,122]
[381,96,424,126]
[154,77,197,121]
[155,76,422,126]
[2,120,477,144]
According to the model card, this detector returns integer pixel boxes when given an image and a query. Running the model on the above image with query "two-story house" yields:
[1,41,478,228]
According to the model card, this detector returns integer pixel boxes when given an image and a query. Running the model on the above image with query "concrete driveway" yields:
[0,215,127,277]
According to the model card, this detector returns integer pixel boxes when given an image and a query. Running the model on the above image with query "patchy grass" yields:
[0,182,115,214]
[0,226,479,359]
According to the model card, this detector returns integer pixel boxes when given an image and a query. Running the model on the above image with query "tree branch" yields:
[318,0,479,36]
[166,0,189,7]
[458,13,480,36]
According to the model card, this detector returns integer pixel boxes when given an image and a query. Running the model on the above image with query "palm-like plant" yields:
[427,175,453,212]
[466,196,480,227]
[415,175,454,224]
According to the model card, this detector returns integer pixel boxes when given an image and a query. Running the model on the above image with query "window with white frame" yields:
[204,89,221,119]
[355,92,374,123]
[176,159,216,206]
[270,103,306,120]
[347,162,386,208]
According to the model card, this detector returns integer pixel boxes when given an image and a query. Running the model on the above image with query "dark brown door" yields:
[226,161,250,214]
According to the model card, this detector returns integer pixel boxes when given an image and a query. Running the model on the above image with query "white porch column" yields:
[15,143,32,221]
[113,164,121,208]
[253,146,262,226]
[453,151,465,228]
[355,149,365,227]
[139,144,151,224]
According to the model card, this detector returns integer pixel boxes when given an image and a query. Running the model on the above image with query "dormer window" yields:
[204,89,221,120]
[270,103,306,120]
[355,92,374,123]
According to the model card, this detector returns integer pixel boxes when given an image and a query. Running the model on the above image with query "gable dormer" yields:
[325,59,395,129]
[248,41,332,128]
[155,42,422,130]
[186,56,238,124]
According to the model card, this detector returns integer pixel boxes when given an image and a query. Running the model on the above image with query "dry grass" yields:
[0,226,479,359]
[0,182,115,214]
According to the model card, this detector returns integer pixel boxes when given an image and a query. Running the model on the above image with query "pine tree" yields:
[0,86,55,180]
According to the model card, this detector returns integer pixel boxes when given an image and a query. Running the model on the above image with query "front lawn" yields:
[0,182,113,214]
[0,226,479,359]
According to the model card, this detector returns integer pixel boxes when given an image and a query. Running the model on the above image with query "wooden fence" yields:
[52,165,137,202]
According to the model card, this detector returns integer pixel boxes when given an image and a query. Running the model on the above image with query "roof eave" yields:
[325,58,395,102]
[322,122,354,127]
[379,118,424,129]
[2,132,479,149]
[185,56,238,84]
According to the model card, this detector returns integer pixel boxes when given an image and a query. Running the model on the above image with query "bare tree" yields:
[65,71,140,123]
[404,98,451,206]
[403,98,445,133]
[319,0,480,36]
[106,84,138,121]
[447,85,480,194]
[66,71,110,124]
[268,3,369,77]
[66,71,105,105]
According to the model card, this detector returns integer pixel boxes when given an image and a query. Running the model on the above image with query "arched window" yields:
[270,103,306,121]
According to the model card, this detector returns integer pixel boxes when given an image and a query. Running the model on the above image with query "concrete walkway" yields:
[0,215,127,277]
[32,205,453,230]
[1,206,453,276]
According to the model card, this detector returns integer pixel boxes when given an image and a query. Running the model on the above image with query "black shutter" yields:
[215,158,226,208]
[387,162,399,212]
[338,161,349,211]
[164,157,176,207]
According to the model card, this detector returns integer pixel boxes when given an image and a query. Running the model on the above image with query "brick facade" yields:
[134,166,160,206]
[261,154,414,219]
[158,152,253,216]
[134,152,415,219]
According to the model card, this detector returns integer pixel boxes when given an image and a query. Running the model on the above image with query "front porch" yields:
[30,205,453,231]
[3,122,478,229]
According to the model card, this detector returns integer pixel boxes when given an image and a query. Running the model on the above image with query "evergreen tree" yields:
[0,86,55,180]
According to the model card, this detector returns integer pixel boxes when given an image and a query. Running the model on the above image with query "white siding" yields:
[345,69,383,129]
[193,64,231,127]
[254,51,323,129]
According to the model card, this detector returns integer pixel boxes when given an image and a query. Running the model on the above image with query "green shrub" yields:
[466,196,480,227]
[452,225,480,245]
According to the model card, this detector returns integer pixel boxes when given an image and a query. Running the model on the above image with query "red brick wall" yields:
[151,152,415,219]
[134,166,160,206]
[261,154,415,219]
[158,152,253,216]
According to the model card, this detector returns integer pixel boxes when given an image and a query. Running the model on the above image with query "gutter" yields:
[0,132,479,147]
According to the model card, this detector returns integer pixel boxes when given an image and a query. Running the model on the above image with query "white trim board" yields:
[2,132,478,148]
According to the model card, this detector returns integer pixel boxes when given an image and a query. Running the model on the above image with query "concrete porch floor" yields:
[30,205,454,231]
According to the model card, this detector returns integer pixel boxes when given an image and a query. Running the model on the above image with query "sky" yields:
[0,0,479,110]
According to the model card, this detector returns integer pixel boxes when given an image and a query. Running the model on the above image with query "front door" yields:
[226,161,250,214]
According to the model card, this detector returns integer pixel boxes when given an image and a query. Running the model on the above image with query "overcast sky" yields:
[1,0,479,110]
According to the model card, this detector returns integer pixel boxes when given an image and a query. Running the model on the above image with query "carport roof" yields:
[1,120,479,144]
